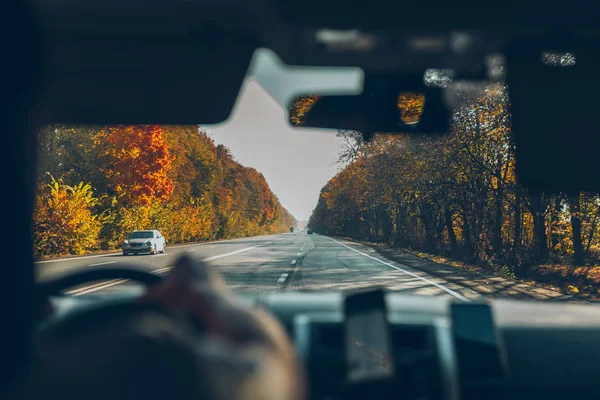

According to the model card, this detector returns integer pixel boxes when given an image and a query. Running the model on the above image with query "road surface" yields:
[35,232,578,301]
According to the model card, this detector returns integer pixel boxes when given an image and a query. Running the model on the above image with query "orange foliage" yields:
[103,125,174,205]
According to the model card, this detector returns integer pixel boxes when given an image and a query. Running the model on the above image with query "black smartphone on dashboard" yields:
[344,289,395,385]
[450,303,508,383]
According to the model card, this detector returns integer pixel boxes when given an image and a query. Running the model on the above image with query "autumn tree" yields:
[37,124,109,192]
[102,125,174,205]
[162,126,218,203]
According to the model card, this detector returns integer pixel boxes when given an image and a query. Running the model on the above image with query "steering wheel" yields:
[32,264,209,400]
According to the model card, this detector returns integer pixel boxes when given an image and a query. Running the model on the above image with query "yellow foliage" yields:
[567,285,580,294]
[32,175,103,257]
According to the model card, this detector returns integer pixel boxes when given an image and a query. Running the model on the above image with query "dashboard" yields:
[46,291,600,400]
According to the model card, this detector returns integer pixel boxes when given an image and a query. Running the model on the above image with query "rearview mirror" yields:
[287,73,451,139]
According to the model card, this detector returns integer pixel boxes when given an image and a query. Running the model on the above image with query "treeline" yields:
[309,84,600,271]
[33,125,295,258]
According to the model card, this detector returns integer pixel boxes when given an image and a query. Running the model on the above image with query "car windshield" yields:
[32,56,598,303]
[129,232,154,239]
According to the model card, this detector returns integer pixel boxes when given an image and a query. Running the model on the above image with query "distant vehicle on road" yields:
[290,226,294,233]
[122,230,166,255]
[307,228,313,234]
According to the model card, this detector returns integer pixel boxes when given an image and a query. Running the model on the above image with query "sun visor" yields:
[42,31,257,125]
[506,38,600,193]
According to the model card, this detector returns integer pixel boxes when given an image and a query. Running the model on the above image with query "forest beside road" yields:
[309,84,600,299]
[33,125,295,258]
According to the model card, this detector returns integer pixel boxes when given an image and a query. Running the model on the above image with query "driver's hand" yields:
[139,255,305,400]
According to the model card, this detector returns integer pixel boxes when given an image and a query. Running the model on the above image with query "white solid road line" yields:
[278,273,289,283]
[88,261,117,267]
[328,237,470,302]
[36,253,120,264]
[71,265,180,296]
[291,260,297,265]
[66,279,125,295]
[70,279,129,296]
[65,242,276,295]
[69,266,175,295]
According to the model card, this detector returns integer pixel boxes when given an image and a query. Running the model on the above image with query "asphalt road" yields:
[34,232,571,301]
[34,232,479,300]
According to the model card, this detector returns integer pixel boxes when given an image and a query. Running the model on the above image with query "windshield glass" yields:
[32,76,597,303]
[129,232,154,239]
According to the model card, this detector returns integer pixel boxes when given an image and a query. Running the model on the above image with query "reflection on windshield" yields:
[397,92,425,124]
[289,95,320,127]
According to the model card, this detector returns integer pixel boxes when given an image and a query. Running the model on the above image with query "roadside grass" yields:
[402,248,600,300]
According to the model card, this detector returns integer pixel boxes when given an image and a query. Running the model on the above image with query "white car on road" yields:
[122,230,166,255]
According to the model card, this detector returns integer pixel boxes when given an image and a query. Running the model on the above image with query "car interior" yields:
[5,0,600,399]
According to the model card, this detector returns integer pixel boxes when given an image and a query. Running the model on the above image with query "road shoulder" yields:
[361,242,593,303]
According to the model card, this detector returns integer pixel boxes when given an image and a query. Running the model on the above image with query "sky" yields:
[204,79,342,221]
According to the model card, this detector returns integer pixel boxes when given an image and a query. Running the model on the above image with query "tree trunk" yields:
[394,206,405,247]
[585,200,600,254]
[435,212,445,246]
[462,211,475,263]
[445,208,460,257]
[528,192,549,261]
[492,184,504,262]
[511,184,522,264]
[550,196,562,251]
[381,209,393,244]
[421,201,436,253]
[568,193,585,266]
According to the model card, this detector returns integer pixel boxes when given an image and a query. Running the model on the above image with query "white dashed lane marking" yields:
[199,241,275,262]
[152,267,172,274]
[88,261,117,267]
[54,238,285,296]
